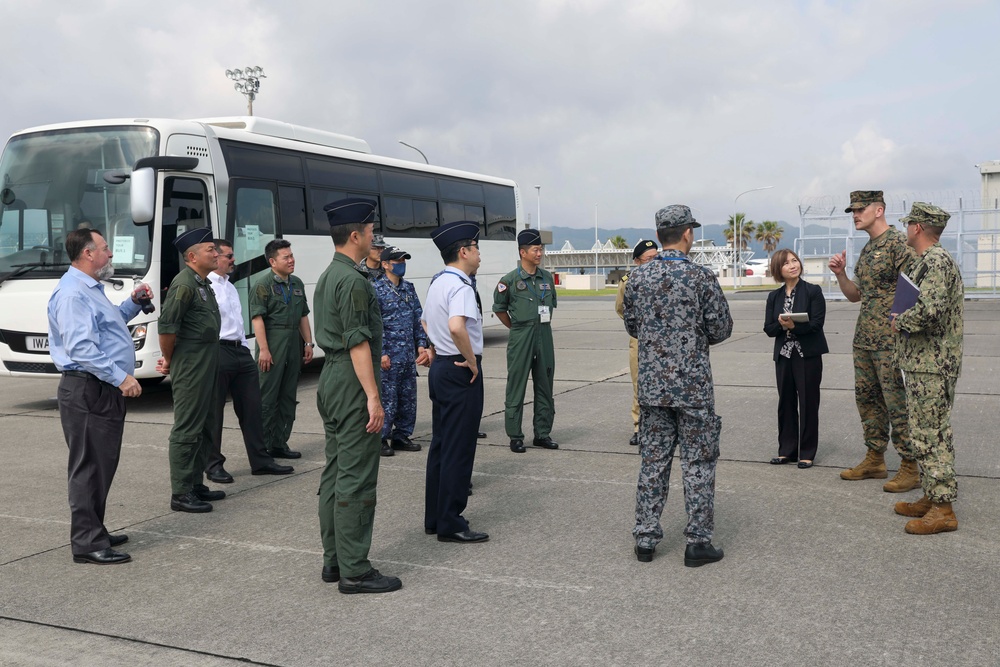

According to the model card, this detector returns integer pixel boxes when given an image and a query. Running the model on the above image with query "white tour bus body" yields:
[0,117,522,380]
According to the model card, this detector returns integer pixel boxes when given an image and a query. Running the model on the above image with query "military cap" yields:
[173,226,214,254]
[323,198,377,226]
[380,245,411,262]
[372,233,387,248]
[632,239,659,259]
[899,201,951,228]
[654,205,701,230]
[517,229,543,246]
[844,190,885,213]
[431,221,480,251]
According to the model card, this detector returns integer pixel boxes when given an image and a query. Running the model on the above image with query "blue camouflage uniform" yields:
[623,209,733,550]
[373,274,428,441]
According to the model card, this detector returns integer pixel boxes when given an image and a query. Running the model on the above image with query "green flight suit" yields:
[314,252,383,579]
[159,267,221,495]
[493,265,557,440]
[249,270,310,454]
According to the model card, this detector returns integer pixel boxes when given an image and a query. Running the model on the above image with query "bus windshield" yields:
[0,126,159,277]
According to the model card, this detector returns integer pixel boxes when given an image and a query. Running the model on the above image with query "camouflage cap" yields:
[371,233,387,248]
[899,201,950,228]
[654,205,701,230]
[844,190,885,213]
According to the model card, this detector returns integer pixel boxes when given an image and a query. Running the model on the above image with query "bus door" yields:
[225,179,281,338]
[158,176,212,299]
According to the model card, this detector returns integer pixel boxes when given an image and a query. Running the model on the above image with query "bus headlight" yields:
[129,324,148,351]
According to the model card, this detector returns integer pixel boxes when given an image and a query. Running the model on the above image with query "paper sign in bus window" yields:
[113,236,135,264]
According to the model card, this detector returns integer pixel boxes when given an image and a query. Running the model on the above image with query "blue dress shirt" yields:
[47,266,142,386]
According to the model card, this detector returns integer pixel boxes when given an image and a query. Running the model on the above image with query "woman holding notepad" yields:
[763,249,829,468]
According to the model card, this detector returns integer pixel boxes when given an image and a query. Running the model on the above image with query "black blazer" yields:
[763,279,829,361]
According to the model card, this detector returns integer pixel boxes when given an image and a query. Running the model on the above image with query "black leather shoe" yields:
[424,528,435,535]
[391,434,421,451]
[73,547,131,565]
[380,440,395,457]
[769,456,797,465]
[171,493,213,513]
[193,485,226,502]
[684,542,724,567]
[629,432,639,447]
[797,460,814,469]
[108,533,128,547]
[267,449,301,459]
[338,568,402,594]
[510,439,526,453]
[252,462,294,475]
[206,468,234,484]
[477,431,487,439]
[321,565,340,583]
[635,545,654,562]
[533,436,559,450]
[438,530,489,543]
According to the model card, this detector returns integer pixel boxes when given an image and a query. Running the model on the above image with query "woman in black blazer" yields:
[763,249,829,468]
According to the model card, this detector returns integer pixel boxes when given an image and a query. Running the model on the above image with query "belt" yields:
[435,354,483,361]
[61,370,114,387]
[219,339,243,347]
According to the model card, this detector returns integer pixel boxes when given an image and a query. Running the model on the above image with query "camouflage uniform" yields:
[623,241,733,548]
[852,227,916,457]
[893,206,964,504]
[373,274,428,441]
[357,260,385,282]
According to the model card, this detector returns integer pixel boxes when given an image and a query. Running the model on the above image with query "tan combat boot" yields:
[883,458,920,493]
[905,502,958,534]
[839,450,887,480]
[894,494,932,517]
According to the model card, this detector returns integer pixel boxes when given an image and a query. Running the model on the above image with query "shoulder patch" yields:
[620,274,629,284]
[497,282,507,293]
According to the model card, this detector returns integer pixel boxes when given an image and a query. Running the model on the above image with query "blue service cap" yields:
[324,198,377,226]
[517,229,543,246]
[173,227,214,254]
[431,221,480,251]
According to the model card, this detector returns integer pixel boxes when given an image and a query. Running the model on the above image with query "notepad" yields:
[779,312,809,323]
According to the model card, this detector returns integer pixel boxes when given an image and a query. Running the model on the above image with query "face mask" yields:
[390,262,406,277]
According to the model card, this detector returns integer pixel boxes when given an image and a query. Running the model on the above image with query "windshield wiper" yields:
[0,261,70,288]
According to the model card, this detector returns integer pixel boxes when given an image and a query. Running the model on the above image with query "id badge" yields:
[539,305,551,323]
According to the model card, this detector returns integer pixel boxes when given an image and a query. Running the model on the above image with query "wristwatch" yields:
[305,342,315,348]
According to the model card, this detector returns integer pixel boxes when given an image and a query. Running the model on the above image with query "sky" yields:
[3,0,998,233]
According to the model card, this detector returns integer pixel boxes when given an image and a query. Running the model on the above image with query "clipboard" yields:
[779,312,809,323]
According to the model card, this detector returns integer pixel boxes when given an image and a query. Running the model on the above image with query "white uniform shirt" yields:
[208,270,250,350]
[422,268,483,356]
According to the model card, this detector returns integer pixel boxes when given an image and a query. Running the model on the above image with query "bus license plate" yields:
[27,336,49,351]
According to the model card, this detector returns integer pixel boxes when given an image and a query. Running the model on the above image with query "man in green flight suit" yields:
[314,198,401,595]
[493,228,559,453]
[250,239,314,459]
[157,227,225,513]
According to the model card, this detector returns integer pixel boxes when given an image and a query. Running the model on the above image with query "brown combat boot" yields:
[894,494,932,517]
[905,502,958,534]
[839,450,887,480]
[883,458,920,493]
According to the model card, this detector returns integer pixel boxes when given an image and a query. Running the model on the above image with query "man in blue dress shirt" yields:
[47,228,152,565]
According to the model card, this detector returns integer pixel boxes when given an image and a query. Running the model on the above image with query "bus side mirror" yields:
[130,168,156,225]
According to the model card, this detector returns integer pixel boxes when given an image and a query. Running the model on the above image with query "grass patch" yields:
[556,288,620,296]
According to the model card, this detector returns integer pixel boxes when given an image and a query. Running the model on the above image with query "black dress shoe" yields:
[380,440,395,457]
[629,432,639,447]
[267,449,301,459]
[252,462,294,475]
[206,468,234,484]
[477,431,487,439]
[510,439,526,453]
[438,530,489,543]
[769,456,797,465]
[193,485,226,501]
[684,542,724,568]
[108,533,128,547]
[533,436,559,450]
[635,545,655,562]
[797,460,814,469]
[391,434,421,451]
[338,568,402,594]
[171,492,213,513]
[424,528,435,535]
[73,548,131,565]
[321,565,340,583]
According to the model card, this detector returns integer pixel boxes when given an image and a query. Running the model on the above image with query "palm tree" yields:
[725,213,756,251]
[610,235,628,249]
[754,220,783,256]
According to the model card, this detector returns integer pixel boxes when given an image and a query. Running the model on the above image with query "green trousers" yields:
[504,324,555,440]
[258,328,301,452]
[168,340,219,494]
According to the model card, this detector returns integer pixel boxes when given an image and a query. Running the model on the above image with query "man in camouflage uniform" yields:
[616,239,659,447]
[891,203,963,534]
[829,190,918,491]
[374,245,431,457]
[622,205,732,567]
[357,233,387,281]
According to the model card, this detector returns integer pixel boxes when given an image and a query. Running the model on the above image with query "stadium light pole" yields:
[398,141,429,164]
[733,186,774,288]
[535,185,542,232]
[225,66,266,116]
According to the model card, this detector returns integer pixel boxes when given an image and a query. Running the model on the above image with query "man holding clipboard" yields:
[890,202,964,534]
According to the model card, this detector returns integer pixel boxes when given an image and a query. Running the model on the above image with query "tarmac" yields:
[0,292,998,667]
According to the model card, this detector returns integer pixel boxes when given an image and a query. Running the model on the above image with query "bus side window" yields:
[231,184,277,265]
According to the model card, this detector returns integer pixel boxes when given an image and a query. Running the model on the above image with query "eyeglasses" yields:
[220,253,235,259]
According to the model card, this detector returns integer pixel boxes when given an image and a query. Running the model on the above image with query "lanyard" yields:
[435,269,482,315]
[654,256,689,263]
[275,281,291,305]
[517,267,547,300]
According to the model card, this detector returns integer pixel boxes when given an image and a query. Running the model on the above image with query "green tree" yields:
[610,235,628,250]
[725,213,756,251]
[754,220,783,256]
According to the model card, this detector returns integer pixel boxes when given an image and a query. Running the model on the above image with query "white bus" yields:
[0,116,522,380]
